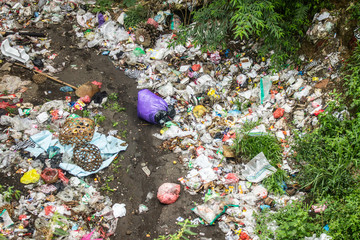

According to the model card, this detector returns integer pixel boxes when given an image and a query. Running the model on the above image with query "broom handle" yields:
[14,63,78,90]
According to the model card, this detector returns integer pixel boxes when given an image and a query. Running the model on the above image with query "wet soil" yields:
[5,21,223,239]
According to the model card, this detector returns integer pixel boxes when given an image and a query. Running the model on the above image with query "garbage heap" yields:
[0,0,353,239]
[73,7,342,239]
[0,83,128,240]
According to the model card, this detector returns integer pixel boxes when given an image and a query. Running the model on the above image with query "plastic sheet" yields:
[242,152,277,183]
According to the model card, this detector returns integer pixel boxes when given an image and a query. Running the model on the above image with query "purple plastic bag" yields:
[98,13,105,27]
[137,89,168,124]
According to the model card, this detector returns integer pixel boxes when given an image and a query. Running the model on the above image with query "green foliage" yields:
[173,0,331,68]
[324,188,360,239]
[232,121,284,194]
[51,212,69,237]
[343,44,360,111]
[232,121,282,165]
[0,185,21,202]
[110,102,126,112]
[255,201,323,239]
[231,0,284,40]
[293,96,360,197]
[112,156,122,173]
[348,1,360,21]
[155,219,198,240]
[108,92,118,101]
[124,5,149,29]
[262,169,287,195]
[105,175,114,182]
[233,99,242,111]
[121,129,127,139]
[92,0,114,13]
[82,110,90,117]
[171,0,233,51]
[285,40,360,240]
[101,183,115,192]
[94,114,106,124]
[294,45,360,197]
[123,0,137,8]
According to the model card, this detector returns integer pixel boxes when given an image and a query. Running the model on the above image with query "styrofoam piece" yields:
[1,39,30,63]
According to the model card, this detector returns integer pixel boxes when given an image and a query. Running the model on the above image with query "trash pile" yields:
[0,0,355,239]
[0,74,127,239]
[72,7,342,239]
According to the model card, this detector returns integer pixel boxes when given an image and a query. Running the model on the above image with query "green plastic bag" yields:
[133,47,145,57]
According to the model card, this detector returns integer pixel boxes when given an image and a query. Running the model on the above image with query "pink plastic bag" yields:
[157,183,180,204]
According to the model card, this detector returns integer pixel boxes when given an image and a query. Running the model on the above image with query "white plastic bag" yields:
[112,203,126,218]
[242,152,276,182]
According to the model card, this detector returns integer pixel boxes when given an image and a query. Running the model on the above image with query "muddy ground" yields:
[4,22,223,239]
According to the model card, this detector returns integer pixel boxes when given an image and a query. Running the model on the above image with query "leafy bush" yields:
[255,201,323,239]
[122,0,137,8]
[92,0,114,13]
[293,107,360,197]
[324,188,360,239]
[170,0,233,51]
[232,121,282,165]
[343,44,360,111]
[123,5,149,29]
[155,219,198,240]
[294,44,360,197]
[0,185,21,202]
[173,0,331,68]
[232,121,285,194]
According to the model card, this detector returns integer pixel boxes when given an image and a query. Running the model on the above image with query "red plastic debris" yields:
[80,95,91,103]
[273,108,285,119]
[196,146,205,156]
[50,110,60,121]
[41,168,59,184]
[157,183,180,204]
[222,132,236,142]
[19,215,29,220]
[57,169,69,184]
[239,231,251,240]
[0,101,15,109]
[146,18,158,28]
[44,205,55,215]
[224,173,239,184]
[91,81,102,88]
[191,64,201,71]
[314,109,324,116]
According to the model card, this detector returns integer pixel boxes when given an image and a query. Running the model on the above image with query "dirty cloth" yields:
[25,130,127,177]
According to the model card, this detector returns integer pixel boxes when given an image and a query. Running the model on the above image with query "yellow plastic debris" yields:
[193,105,208,118]
[20,169,40,184]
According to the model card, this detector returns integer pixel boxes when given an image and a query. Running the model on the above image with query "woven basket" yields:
[59,118,95,146]
[73,144,102,172]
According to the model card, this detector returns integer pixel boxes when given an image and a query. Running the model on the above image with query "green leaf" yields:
[54,228,69,236]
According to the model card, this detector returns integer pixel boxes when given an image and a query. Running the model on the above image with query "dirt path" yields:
[16,22,223,239]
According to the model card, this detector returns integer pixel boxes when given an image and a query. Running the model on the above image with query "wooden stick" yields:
[14,63,78,90]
